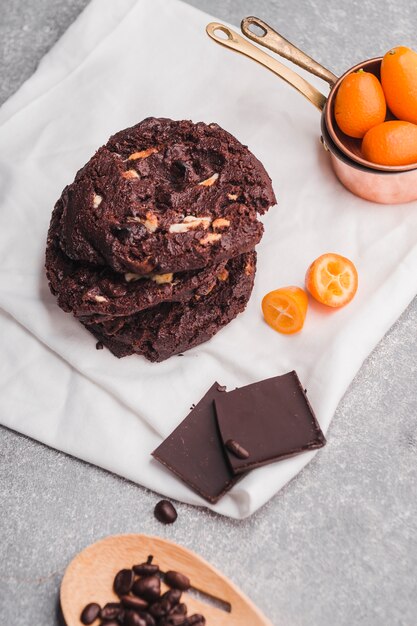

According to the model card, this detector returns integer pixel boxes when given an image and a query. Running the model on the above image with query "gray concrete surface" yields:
[1,1,416,624]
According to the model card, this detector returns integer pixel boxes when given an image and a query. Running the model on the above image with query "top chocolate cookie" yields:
[58,117,276,275]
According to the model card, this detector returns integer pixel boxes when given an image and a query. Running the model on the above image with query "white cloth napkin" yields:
[1,0,416,519]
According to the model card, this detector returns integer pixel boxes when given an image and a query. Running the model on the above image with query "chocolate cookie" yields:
[83,252,256,362]
[57,118,275,275]
[46,199,229,322]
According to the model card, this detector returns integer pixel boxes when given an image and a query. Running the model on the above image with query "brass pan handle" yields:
[241,16,338,86]
[206,23,327,112]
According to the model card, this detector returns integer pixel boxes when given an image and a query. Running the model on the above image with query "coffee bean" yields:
[125,611,148,626]
[164,571,190,591]
[154,500,178,525]
[132,575,161,602]
[100,602,123,620]
[161,588,182,606]
[120,595,149,611]
[171,603,187,616]
[132,563,160,577]
[166,615,188,626]
[114,568,134,595]
[78,556,204,626]
[225,438,249,459]
[142,614,156,626]
[185,615,205,626]
[149,601,166,619]
[80,602,101,624]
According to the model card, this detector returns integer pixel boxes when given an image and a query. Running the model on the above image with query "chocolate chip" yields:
[96,341,104,350]
[120,595,149,611]
[164,571,190,591]
[132,575,161,602]
[225,439,250,459]
[216,384,226,392]
[113,568,134,595]
[80,602,101,624]
[100,602,123,620]
[154,500,178,524]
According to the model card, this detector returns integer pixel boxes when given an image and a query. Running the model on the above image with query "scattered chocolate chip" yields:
[113,568,134,595]
[154,500,178,524]
[120,595,149,611]
[100,602,123,620]
[80,602,101,624]
[164,571,190,591]
[132,575,161,602]
[96,341,104,350]
[216,384,226,392]
[225,438,250,459]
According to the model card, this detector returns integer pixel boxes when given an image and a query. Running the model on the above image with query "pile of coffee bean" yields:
[80,555,205,626]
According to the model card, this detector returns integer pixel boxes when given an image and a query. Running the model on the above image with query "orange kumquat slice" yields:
[305,253,358,308]
[262,286,308,334]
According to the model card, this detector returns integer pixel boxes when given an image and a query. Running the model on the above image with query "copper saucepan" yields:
[206,18,417,205]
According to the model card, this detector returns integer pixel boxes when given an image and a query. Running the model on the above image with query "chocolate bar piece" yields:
[152,383,242,503]
[215,371,325,474]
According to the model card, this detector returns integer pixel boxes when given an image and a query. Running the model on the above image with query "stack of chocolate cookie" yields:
[45,118,276,361]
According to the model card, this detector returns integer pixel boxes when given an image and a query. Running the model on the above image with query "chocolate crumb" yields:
[96,341,104,350]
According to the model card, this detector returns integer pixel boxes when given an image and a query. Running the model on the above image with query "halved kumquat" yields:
[262,286,308,334]
[305,253,358,308]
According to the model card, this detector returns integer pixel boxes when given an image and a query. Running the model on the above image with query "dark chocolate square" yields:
[215,371,326,474]
[152,383,242,503]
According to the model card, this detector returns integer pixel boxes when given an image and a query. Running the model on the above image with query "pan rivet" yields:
[320,135,329,152]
